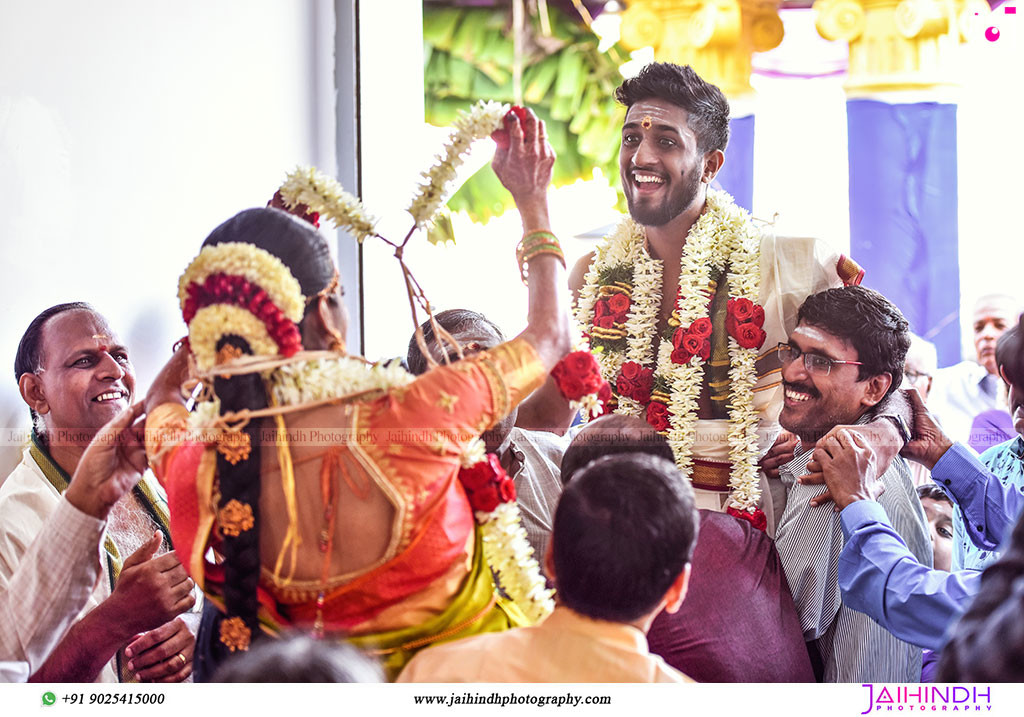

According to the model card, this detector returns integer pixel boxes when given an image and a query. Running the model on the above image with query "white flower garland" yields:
[267,356,414,407]
[279,166,379,244]
[576,217,656,417]
[407,100,509,230]
[477,503,555,623]
[574,189,764,512]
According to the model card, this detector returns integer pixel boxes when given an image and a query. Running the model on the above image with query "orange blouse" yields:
[146,337,545,635]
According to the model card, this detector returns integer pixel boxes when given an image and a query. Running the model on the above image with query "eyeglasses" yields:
[777,342,863,376]
[904,369,931,382]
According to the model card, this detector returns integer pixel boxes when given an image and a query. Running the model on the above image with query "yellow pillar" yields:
[812,0,990,93]
[618,0,785,99]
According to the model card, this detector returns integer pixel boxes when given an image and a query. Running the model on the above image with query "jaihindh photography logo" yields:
[860,685,993,713]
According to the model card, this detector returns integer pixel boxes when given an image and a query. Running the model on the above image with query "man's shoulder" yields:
[0,451,58,513]
[760,235,863,287]
[398,630,512,682]
[0,452,59,578]
[933,360,986,386]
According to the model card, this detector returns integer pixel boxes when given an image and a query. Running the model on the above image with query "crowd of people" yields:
[2,62,1023,685]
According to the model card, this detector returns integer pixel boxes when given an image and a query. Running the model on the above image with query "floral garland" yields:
[574,189,767,517]
[178,243,305,321]
[458,450,555,623]
[408,100,509,231]
[188,305,281,371]
[278,166,379,244]
[550,350,611,419]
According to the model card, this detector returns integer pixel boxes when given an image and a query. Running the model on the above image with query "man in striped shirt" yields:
[773,287,931,682]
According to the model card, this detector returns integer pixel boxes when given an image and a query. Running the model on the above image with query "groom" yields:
[518,62,900,535]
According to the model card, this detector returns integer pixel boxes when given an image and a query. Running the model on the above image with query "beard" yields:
[624,166,702,227]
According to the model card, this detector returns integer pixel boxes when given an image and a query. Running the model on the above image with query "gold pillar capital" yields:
[618,0,784,100]
[812,0,991,94]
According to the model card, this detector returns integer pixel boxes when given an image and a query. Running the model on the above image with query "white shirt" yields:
[929,360,1003,445]
[0,497,105,682]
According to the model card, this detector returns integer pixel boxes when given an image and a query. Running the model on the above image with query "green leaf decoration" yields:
[426,208,457,246]
[424,4,625,224]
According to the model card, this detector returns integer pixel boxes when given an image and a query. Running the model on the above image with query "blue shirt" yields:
[952,436,1024,571]
[837,443,1024,651]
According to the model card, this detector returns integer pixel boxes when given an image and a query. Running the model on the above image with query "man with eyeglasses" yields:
[773,286,931,683]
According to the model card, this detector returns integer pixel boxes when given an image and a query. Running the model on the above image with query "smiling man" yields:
[0,303,196,682]
[542,62,868,533]
[773,287,931,682]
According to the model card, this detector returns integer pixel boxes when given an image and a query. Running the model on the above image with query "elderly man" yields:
[397,453,698,683]
[773,286,931,682]
[929,294,1021,446]
[1,404,149,681]
[407,309,564,562]
[1,303,196,682]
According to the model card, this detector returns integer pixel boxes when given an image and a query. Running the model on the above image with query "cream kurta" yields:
[0,445,172,682]
[397,606,693,683]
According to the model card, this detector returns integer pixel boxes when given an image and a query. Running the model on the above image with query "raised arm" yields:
[491,108,570,372]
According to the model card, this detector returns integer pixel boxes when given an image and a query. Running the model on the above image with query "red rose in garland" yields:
[608,293,631,320]
[750,304,765,328]
[459,453,516,514]
[689,317,713,338]
[597,381,613,416]
[498,478,517,503]
[556,351,603,395]
[616,373,637,398]
[616,361,654,403]
[735,322,767,350]
[594,300,610,321]
[472,483,501,513]
[646,401,670,431]
[670,346,691,365]
[728,297,755,323]
[681,333,704,357]
[634,367,654,403]
[726,297,768,350]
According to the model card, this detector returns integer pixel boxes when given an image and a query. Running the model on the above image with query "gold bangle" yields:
[518,247,566,284]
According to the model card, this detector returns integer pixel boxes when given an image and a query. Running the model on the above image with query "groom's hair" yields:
[615,62,730,154]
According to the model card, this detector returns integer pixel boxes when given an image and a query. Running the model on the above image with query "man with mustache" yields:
[773,286,931,682]
[0,303,196,682]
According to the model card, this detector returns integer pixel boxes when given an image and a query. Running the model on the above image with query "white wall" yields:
[0,0,332,473]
